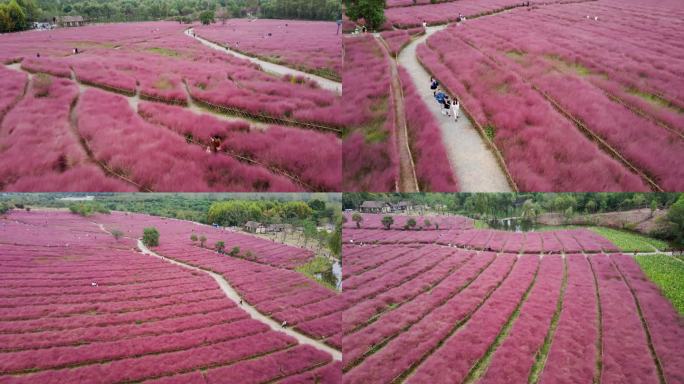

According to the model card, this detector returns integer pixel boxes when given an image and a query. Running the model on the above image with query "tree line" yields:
[0,0,340,33]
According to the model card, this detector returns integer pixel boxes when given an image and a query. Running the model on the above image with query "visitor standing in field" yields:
[452,98,460,121]
[422,20,427,29]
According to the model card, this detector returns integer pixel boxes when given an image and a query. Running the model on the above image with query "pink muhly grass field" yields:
[442,4,684,190]
[0,211,341,383]
[342,224,681,384]
[0,76,133,191]
[417,28,650,191]
[138,102,342,191]
[379,28,424,57]
[0,67,27,118]
[342,35,399,191]
[1,21,341,127]
[76,89,301,192]
[195,19,342,79]
[398,66,459,191]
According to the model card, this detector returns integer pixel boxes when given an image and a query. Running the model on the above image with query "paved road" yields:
[397,26,512,192]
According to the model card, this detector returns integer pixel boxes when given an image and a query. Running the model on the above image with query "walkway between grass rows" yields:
[137,238,342,361]
[186,28,341,94]
[397,26,512,192]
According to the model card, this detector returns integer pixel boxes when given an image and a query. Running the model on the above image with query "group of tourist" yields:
[430,77,460,122]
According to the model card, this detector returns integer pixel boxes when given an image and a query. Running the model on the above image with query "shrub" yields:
[111,229,124,241]
[199,235,207,248]
[382,216,394,230]
[215,241,225,254]
[352,213,363,228]
[190,234,198,243]
[229,246,240,256]
[142,227,159,247]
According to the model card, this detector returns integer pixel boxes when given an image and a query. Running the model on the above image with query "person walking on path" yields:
[442,96,451,117]
[430,77,439,91]
[452,98,460,121]
[435,90,446,104]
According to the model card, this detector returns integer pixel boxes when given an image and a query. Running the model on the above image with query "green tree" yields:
[381,215,394,230]
[199,235,207,248]
[329,219,342,258]
[5,0,27,31]
[142,227,159,247]
[0,203,9,215]
[650,200,658,217]
[424,219,431,229]
[406,218,417,230]
[215,241,225,253]
[199,9,214,24]
[352,213,363,228]
[585,200,597,213]
[229,246,240,256]
[665,195,684,247]
[190,234,198,243]
[563,206,574,223]
[303,220,317,247]
[344,0,385,30]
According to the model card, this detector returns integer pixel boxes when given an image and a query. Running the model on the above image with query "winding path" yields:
[186,28,341,95]
[397,26,512,192]
[135,239,342,361]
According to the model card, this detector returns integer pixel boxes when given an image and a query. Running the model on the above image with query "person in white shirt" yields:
[452,98,460,121]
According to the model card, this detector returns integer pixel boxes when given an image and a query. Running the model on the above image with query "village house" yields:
[55,16,87,28]
[359,201,392,214]
[391,201,414,213]
[266,223,293,233]
[243,221,265,234]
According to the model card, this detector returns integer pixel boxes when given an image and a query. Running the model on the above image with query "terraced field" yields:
[341,221,684,383]
[0,210,341,383]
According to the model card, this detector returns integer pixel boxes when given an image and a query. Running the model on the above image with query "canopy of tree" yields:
[343,193,681,218]
[4,0,339,28]
[343,0,385,30]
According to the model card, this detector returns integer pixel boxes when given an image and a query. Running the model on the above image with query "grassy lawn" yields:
[588,227,669,252]
[635,255,684,315]
[536,225,669,252]
[474,220,489,229]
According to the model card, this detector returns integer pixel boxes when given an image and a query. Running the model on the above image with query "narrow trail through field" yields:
[397,26,512,192]
[185,28,341,95]
[134,238,342,361]
[4,63,272,131]
[376,36,419,192]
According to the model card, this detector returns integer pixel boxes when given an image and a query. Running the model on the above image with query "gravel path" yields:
[398,26,512,192]
[186,28,341,95]
[137,239,342,361]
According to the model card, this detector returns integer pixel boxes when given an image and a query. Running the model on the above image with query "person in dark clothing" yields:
[430,77,439,90]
